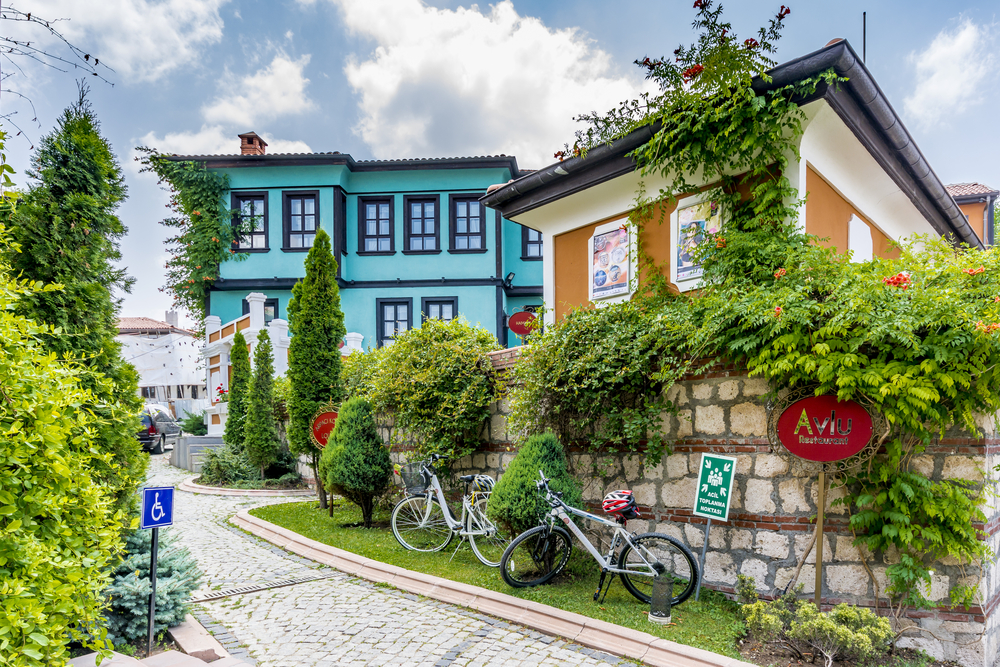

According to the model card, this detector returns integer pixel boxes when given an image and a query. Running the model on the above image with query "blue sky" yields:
[4,0,998,326]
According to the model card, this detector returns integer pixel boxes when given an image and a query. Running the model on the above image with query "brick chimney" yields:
[238,131,267,156]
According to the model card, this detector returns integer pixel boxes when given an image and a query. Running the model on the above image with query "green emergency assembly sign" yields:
[693,453,736,521]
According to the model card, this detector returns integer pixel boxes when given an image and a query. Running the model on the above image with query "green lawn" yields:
[250,499,744,658]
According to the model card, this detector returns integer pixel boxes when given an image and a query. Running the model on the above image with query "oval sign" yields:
[311,409,338,448]
[775,395,873,462]
[508,311,537,336]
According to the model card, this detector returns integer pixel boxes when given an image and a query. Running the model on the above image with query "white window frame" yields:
[670,194,723,293]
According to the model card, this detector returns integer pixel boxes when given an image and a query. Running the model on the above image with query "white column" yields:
[344,332,364,355]
[245,292,268,330]
[269,319,290,376]
[205,315,221,338]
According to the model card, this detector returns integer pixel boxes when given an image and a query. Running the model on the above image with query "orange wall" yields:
[805,165,899,259]
[958,201,986,242]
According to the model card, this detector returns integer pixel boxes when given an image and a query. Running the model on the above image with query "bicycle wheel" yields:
[500,525,572,588]
[466,498,510,567]
[391,496,453,552]
[618,532,699,605]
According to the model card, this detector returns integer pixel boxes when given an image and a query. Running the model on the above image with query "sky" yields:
[2,0,998,327]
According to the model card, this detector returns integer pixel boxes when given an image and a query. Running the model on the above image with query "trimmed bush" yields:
[244,328,280,477]
[198,443,261,486]
[319,398,393,528]
[487,432,583,536]
[179,410,207,436]
[103,527,201,647]
[223,330,251,449]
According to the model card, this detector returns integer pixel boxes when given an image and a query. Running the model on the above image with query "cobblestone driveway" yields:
[149,455,633,667]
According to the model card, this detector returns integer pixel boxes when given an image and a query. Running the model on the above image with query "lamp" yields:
[503,272,515,288]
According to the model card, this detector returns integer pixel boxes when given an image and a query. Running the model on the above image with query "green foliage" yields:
[287,228,346,491]
[6,86,144,514]
[0,227,126,663]
[243,328,280,477]
[319,398,393,528]
[136,149,239,322]
[787,604,893,667]
[178,410,207,436]
[735,574,758,605]
[102,527,201,646]
[198,442,261,486]
[223,330,251,450]
[509,300,677,464]
[342,348,383,401]
[487,433,582,536]
[365,317,501,460]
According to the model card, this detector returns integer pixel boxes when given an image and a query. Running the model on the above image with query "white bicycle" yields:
[390,454,510,567]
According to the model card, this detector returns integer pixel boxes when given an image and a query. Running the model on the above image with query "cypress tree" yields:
[223,330,252,450]
[243,328,280,477]
[287,228,345,507]
[5,84,143,511]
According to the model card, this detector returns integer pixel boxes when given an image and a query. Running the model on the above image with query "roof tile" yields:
[946,182,998,197]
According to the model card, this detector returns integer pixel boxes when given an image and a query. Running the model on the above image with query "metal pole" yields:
[148,526,159,657]
[695,518,711,601]
[814,470,825,608]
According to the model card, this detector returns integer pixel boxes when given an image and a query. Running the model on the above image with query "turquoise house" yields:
[169,132,542,351]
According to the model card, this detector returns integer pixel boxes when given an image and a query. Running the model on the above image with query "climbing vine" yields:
[137,149,243,323]
[513,0,996,617]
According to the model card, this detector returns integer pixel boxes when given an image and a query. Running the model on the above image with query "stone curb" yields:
[179,476,316,497]
[231,509,756,667]
[167,614,230,662]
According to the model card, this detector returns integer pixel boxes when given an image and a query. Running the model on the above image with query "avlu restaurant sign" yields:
[775,395,873,462]
[311,409,338,448]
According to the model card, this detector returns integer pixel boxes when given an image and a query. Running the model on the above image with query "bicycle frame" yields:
[413,465,492,538]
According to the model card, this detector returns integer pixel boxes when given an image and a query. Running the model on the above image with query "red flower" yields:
[778,5,791,18]
[192,210,200,215]
[993,296,1000,303]
[745,38,759,49]
[963,266,985,276]
[682,64,705,82]
[693,0,703,7]
[774,268,786,279]
[716,236,727,249]
[774,306,782,317]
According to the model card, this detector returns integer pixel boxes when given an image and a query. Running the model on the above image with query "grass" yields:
[250,499,745,658]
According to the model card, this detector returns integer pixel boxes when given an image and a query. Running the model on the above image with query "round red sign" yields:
[508,311,537,336]
[775,395,873,462]
[311,410,338,448]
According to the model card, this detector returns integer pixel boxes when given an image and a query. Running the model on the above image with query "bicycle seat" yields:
[459,474,476,483]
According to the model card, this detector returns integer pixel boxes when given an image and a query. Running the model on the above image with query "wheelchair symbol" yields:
[150,492,165,522]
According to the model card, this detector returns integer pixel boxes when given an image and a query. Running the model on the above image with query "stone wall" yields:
[421,356,1000,667]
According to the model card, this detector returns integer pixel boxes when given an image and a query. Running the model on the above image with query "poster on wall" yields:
[676,201,722,281]
[591,227,630,299]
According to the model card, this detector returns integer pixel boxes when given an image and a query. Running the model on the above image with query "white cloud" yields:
[202,53,315,127]
[330,0,652,168]
[904,19,996,129]
[135,125,311,159]
[17,0,229,83]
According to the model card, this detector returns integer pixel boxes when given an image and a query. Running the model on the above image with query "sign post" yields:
[692,453,736,600]
[140,487,174,657]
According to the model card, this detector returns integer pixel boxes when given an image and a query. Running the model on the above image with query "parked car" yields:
[137,404,181,454]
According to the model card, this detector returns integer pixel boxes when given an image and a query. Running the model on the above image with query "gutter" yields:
[481,40,981,250]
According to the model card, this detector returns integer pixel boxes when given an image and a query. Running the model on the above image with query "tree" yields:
[243,327,280,478]
[223,330,251,450]
[5,85,143,513]
[319,398,393,528]
[287,228,346,508]
[0,131,125,667]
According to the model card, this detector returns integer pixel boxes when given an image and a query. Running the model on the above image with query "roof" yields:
[238,131,268,146]
[117,317,197,337]
[162,151,522,176]
[480,39,982,250]
[946,183,999,199]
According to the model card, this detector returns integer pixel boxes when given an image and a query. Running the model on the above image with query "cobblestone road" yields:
[149,455,633,667]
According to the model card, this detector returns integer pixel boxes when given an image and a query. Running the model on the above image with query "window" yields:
[191,385,199,399]
[359,197,394,253]
[404,195,440,253]
[232,192,268,251]
[522,225,542,260]
[376,298,413,347]
[284,191,318,250]
[422,297,458,322]
[141,386,156,399]
[176,385,185,399]
[243,297,278,324]
[450,196,486,252]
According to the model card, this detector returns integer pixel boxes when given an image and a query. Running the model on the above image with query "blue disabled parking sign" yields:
[140,486,174,529]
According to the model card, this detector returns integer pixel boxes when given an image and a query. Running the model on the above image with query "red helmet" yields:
[602,490,640,519]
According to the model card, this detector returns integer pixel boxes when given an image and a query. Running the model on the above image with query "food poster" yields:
[676,201,721,281]
[592,227,630,298]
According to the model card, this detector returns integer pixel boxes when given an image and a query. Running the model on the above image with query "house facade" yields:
[167,136,542,352]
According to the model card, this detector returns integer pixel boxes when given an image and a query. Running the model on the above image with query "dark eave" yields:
[481,40,981,249]
[162,152,521,176]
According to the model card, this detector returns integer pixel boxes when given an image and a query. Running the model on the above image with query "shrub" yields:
[223,330,251,450]
[342,348,383,401]
[103,527,201,647]
[198,442,261,486]
[369,317,501,460]
[319,398,393,528]
[487,432,583,536]
[243,328,280,477]
[179,410,207,436]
